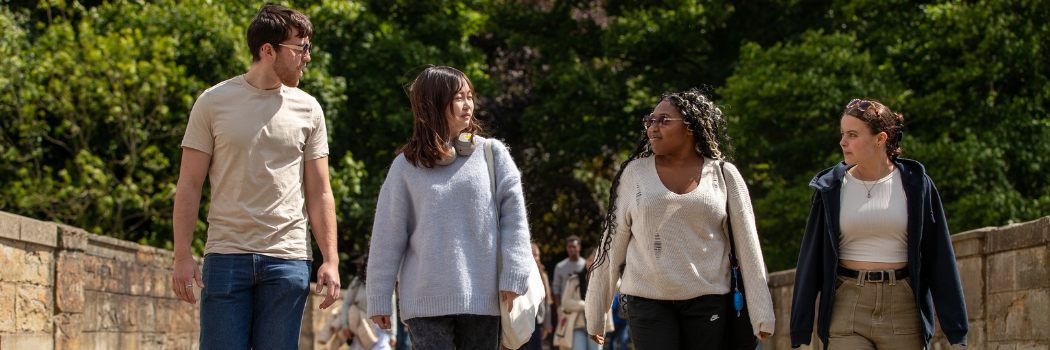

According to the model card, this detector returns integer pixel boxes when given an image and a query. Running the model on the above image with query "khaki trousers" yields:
[823,274,925,350]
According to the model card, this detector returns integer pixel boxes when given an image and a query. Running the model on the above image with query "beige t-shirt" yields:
[181,75,329,260]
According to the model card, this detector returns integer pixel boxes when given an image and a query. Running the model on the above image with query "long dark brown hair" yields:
[590,88,732,274]
[398,66,481,168]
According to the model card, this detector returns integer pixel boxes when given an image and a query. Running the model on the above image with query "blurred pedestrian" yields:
[555,248,612,350]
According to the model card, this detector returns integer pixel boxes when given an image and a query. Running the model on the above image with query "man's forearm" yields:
[172,181,203,260]
[306,192,338,262]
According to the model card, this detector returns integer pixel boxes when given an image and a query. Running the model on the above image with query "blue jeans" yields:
[199,253,311,350]
[573,328,602,350]
[605,323,629,350]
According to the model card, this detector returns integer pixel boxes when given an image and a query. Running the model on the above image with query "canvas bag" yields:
[485,140,544,349]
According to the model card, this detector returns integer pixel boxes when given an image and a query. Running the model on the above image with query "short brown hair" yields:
[842,99,904,158]
[398,66,481,168]
[247,5,313,62]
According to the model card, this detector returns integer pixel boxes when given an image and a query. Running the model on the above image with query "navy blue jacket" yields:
[789,158,968,348]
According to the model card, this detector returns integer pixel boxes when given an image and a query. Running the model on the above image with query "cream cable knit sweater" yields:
[585,156,775,336]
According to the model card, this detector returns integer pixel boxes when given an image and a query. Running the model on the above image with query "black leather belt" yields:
[838,265,908,282]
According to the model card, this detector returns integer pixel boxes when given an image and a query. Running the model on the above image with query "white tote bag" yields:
[485,140,544,349]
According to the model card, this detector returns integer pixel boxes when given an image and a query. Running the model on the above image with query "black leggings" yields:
[625,294,729,350]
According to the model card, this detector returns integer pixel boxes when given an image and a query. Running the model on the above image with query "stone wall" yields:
[763,216,1050,350]
[0,211,203,350]
[0,211,353,350]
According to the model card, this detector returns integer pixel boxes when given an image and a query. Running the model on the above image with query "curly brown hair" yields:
[842,99,905,159]
[590,88,732,274]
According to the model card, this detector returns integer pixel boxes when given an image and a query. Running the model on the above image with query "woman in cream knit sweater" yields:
[585,89,774,349]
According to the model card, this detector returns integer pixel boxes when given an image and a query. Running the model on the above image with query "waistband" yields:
[838,265,908,283]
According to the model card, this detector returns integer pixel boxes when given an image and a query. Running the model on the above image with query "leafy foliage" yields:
[1,0,1046,275]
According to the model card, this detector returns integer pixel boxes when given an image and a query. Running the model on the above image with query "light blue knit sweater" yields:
[366,137,533,320]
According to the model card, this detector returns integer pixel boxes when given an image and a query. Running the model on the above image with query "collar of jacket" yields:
[807,158,930,265]
[808,157,926,194]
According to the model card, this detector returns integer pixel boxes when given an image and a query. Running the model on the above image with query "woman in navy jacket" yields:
[790,99,967,349]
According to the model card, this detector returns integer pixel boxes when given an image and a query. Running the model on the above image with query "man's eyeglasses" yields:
[273,42,311,55]
[643,114,688,128]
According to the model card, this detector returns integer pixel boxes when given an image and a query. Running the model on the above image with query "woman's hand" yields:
[341,328,353,340]
[371,315,392,330]
[759,331,772,340]
[590,334,605,345]
[501,291,521,312]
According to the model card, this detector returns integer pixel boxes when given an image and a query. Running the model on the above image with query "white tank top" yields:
[839,168,909,263]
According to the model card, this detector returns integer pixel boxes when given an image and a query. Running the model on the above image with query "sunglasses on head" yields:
[847,99,875,112]
[642,114,689,128]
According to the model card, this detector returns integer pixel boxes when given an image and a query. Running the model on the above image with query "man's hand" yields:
[501,291,521,312]
[542,327,551,339]
[371,315,392,329]
[171,257,204,304]
[342,328,353,340]
[315,260,340,309]
[590,334,605,345]
[759,331,772,340]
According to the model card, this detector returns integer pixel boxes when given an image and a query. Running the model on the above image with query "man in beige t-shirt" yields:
[170,5,340,349]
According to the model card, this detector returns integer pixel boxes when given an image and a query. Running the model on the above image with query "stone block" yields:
[155,298,197,333]
[83,291,119,332]
[23,243,54,286]
[987,290,1050,341]
[57,225,88,252]
[119,332,139,350]
[0,211,20,240]
[137,332,166,349]
[95,258,129,294]
[767,269,796,288]
[956,257,984,319]
[136,246,156,267]
[0,282,15,332]
[56,251,85,313]
[81,255,103,291]
[1017,246,1049,290]
[988,251,1017,293]
[117,295,156,332]
[17,283,53,332]
[55,313,82,350]
[81,331,120,350]
[2,332,55,350]
[85,234,140,262]
[952,234,983,258]
[153,267,173,298]
[165,331,197,350]
[0,240,26,282]
[986,217,1050,254]
[1017,344,1050,350]
[20,217,57,248]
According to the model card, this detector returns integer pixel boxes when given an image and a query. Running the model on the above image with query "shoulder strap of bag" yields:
[485,140,503,275]
[720,161,739,266]
[347,277,362,307]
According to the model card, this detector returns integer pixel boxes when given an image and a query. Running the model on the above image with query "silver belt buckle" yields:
[867,270,885,282]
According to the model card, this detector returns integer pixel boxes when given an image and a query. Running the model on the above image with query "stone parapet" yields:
[6,209,1045,350]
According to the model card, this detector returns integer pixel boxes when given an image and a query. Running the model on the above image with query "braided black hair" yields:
[590,88,733,274]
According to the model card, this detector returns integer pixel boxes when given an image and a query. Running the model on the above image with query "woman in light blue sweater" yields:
[366,66,533,349]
